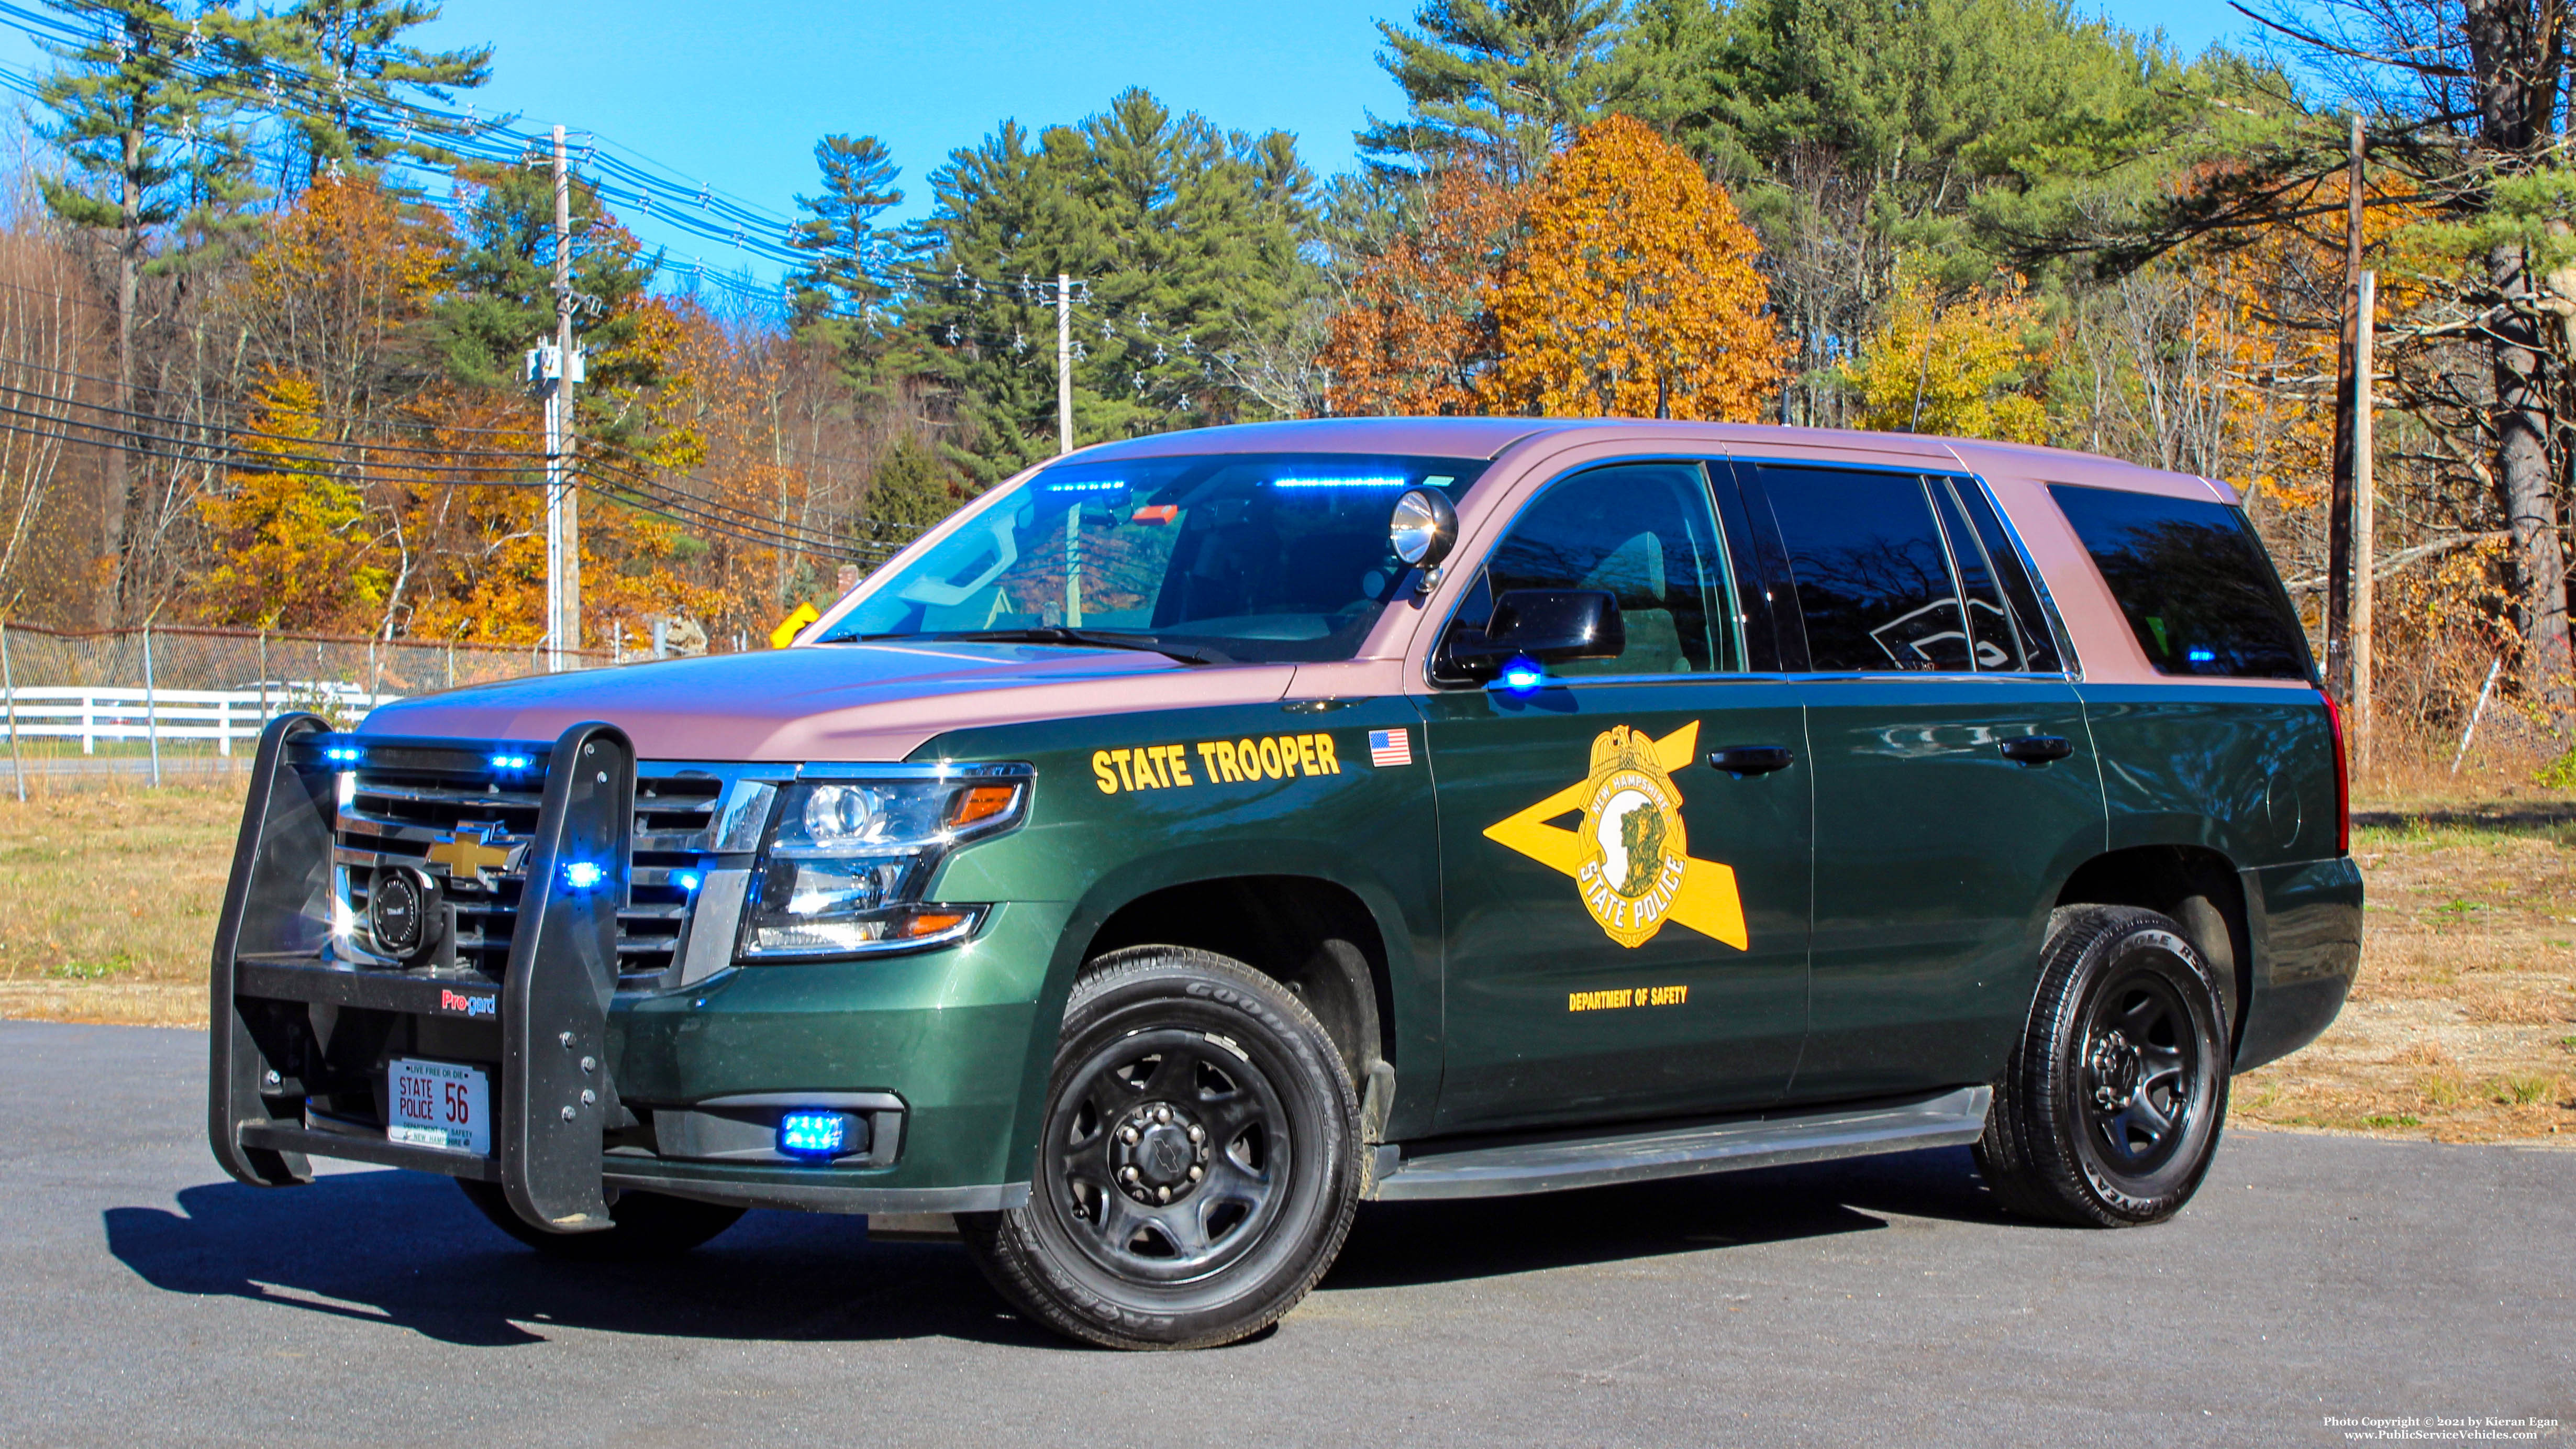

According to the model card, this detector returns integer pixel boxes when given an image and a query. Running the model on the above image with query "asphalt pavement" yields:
[2,1020,2567,1447]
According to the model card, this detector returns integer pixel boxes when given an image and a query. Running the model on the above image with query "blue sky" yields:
[0,0,2268,289]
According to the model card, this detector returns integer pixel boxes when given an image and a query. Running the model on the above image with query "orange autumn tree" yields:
[1318,165,1524,414]
[1487,115,1785,420]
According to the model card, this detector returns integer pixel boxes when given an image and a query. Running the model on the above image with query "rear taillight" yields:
[2320,689,2350,855]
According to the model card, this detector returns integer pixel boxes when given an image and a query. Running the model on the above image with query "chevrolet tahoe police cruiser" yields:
[209,416,2361,1350]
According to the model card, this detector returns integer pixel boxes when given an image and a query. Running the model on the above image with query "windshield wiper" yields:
[935,627,1230,666]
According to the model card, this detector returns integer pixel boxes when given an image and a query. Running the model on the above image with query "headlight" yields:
[737,766,1030,961]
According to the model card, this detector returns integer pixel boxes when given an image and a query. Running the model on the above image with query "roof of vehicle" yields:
[1073,417,2232,504]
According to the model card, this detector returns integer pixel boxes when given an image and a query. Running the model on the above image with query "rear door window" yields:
[2047,483,2313,680]
[1751,467,1970,672]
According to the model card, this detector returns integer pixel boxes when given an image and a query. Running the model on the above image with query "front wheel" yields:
[1975,905,2230,1227]
[961,946,1361,1350]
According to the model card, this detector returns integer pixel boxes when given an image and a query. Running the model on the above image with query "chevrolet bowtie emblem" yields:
[424,826,521,884]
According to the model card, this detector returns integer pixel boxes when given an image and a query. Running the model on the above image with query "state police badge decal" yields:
[1483,720,1749,951]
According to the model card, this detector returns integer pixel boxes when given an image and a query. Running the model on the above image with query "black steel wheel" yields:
[960,946,1361,1350]
[1975,904,2229,1227]
[457,1178,743,1261]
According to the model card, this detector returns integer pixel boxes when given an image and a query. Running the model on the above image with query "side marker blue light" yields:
[779,1110,847,1158]
[561,860,607,890]
[1499,658,1546,694]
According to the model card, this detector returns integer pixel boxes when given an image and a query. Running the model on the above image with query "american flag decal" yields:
[1368,728,1413,768]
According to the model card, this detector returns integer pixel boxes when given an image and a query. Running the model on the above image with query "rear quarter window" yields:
[2047,482,2313,680]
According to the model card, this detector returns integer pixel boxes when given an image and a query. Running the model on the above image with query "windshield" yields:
[819,452,1488,662]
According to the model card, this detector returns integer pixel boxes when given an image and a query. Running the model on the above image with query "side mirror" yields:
[1439,589,1625,680]
[1390,488,1458,571]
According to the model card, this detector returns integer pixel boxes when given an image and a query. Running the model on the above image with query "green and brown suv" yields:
[210,417,2361,1348]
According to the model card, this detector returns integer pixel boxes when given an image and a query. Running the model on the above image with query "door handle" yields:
[1707,745,1795,777]
[1999,735,2075,765]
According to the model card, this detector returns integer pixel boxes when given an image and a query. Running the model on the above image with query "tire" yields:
[960,946,1362,1350]
[456,1178,745,1261]
[1975,904,2230,1228]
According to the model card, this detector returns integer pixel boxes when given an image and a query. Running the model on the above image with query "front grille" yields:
[332,752,750,991]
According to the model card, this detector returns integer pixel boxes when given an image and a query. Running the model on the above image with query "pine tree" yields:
[905,90,1318,483]
[790,133,902,324]
[273,0,493,190]
[1357,0,1630,183]
[33,0,269,621]
[434,153,656,405]
[857,434,964,551]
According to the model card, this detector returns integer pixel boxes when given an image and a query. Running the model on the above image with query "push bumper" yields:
[209,715,1044,1227]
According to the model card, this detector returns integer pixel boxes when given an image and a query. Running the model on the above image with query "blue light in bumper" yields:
[561,860,607,890]
[779,1110,847,1158]
[490,753,532,771]
[324,745,363,764]
[674,870,703,893]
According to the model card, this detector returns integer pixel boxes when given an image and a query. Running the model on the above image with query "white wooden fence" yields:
[0,685,398,755]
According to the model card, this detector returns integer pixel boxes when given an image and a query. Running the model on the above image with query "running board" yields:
[1368,1085,1992,1202]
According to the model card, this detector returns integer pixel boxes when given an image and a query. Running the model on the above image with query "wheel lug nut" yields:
[1156,1186,1171,1203]
[1187,1166,1202,1181]
[1122,1166,1138,1181]
[1186,1124,1203,1143]
[1120,1126,1139,1144]
[1155,1106,1172,1124]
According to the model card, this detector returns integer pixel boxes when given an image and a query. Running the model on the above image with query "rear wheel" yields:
[1975,905,2229,1227]
[457,1178,743,1261]
[960,946,1361,1350]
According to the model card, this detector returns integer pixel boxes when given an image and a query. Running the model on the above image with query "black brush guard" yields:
[208,713,637,1234]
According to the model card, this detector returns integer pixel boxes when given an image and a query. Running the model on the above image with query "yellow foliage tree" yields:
[194,373,388,630]
[1842,266,2050,444]
[1486,115,1785,420]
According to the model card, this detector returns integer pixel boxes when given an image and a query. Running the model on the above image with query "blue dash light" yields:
[1273,475,1409,489]
[560,860,607,891]
[2186,648,2217,664]
[1498,657,1546,695]
[779,1110,847,1159]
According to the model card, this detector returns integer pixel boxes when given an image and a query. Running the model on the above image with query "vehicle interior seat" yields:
[1567,530,1687,675]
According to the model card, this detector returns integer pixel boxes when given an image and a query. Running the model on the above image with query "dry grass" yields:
[2233,766,2576,1145]
[3,759,2571,1145]
[0,772,243,1028]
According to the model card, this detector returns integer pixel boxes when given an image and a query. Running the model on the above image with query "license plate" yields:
[387,1057,490,1156]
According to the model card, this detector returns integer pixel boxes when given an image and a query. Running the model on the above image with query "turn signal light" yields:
[947,784,1019,829]
[899,910,970,938]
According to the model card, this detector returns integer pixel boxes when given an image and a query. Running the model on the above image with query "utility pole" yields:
[543,124,581,672]
[2354,269,2377,768]
[1056,272,1073,455]
[2325,112,2365,705]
